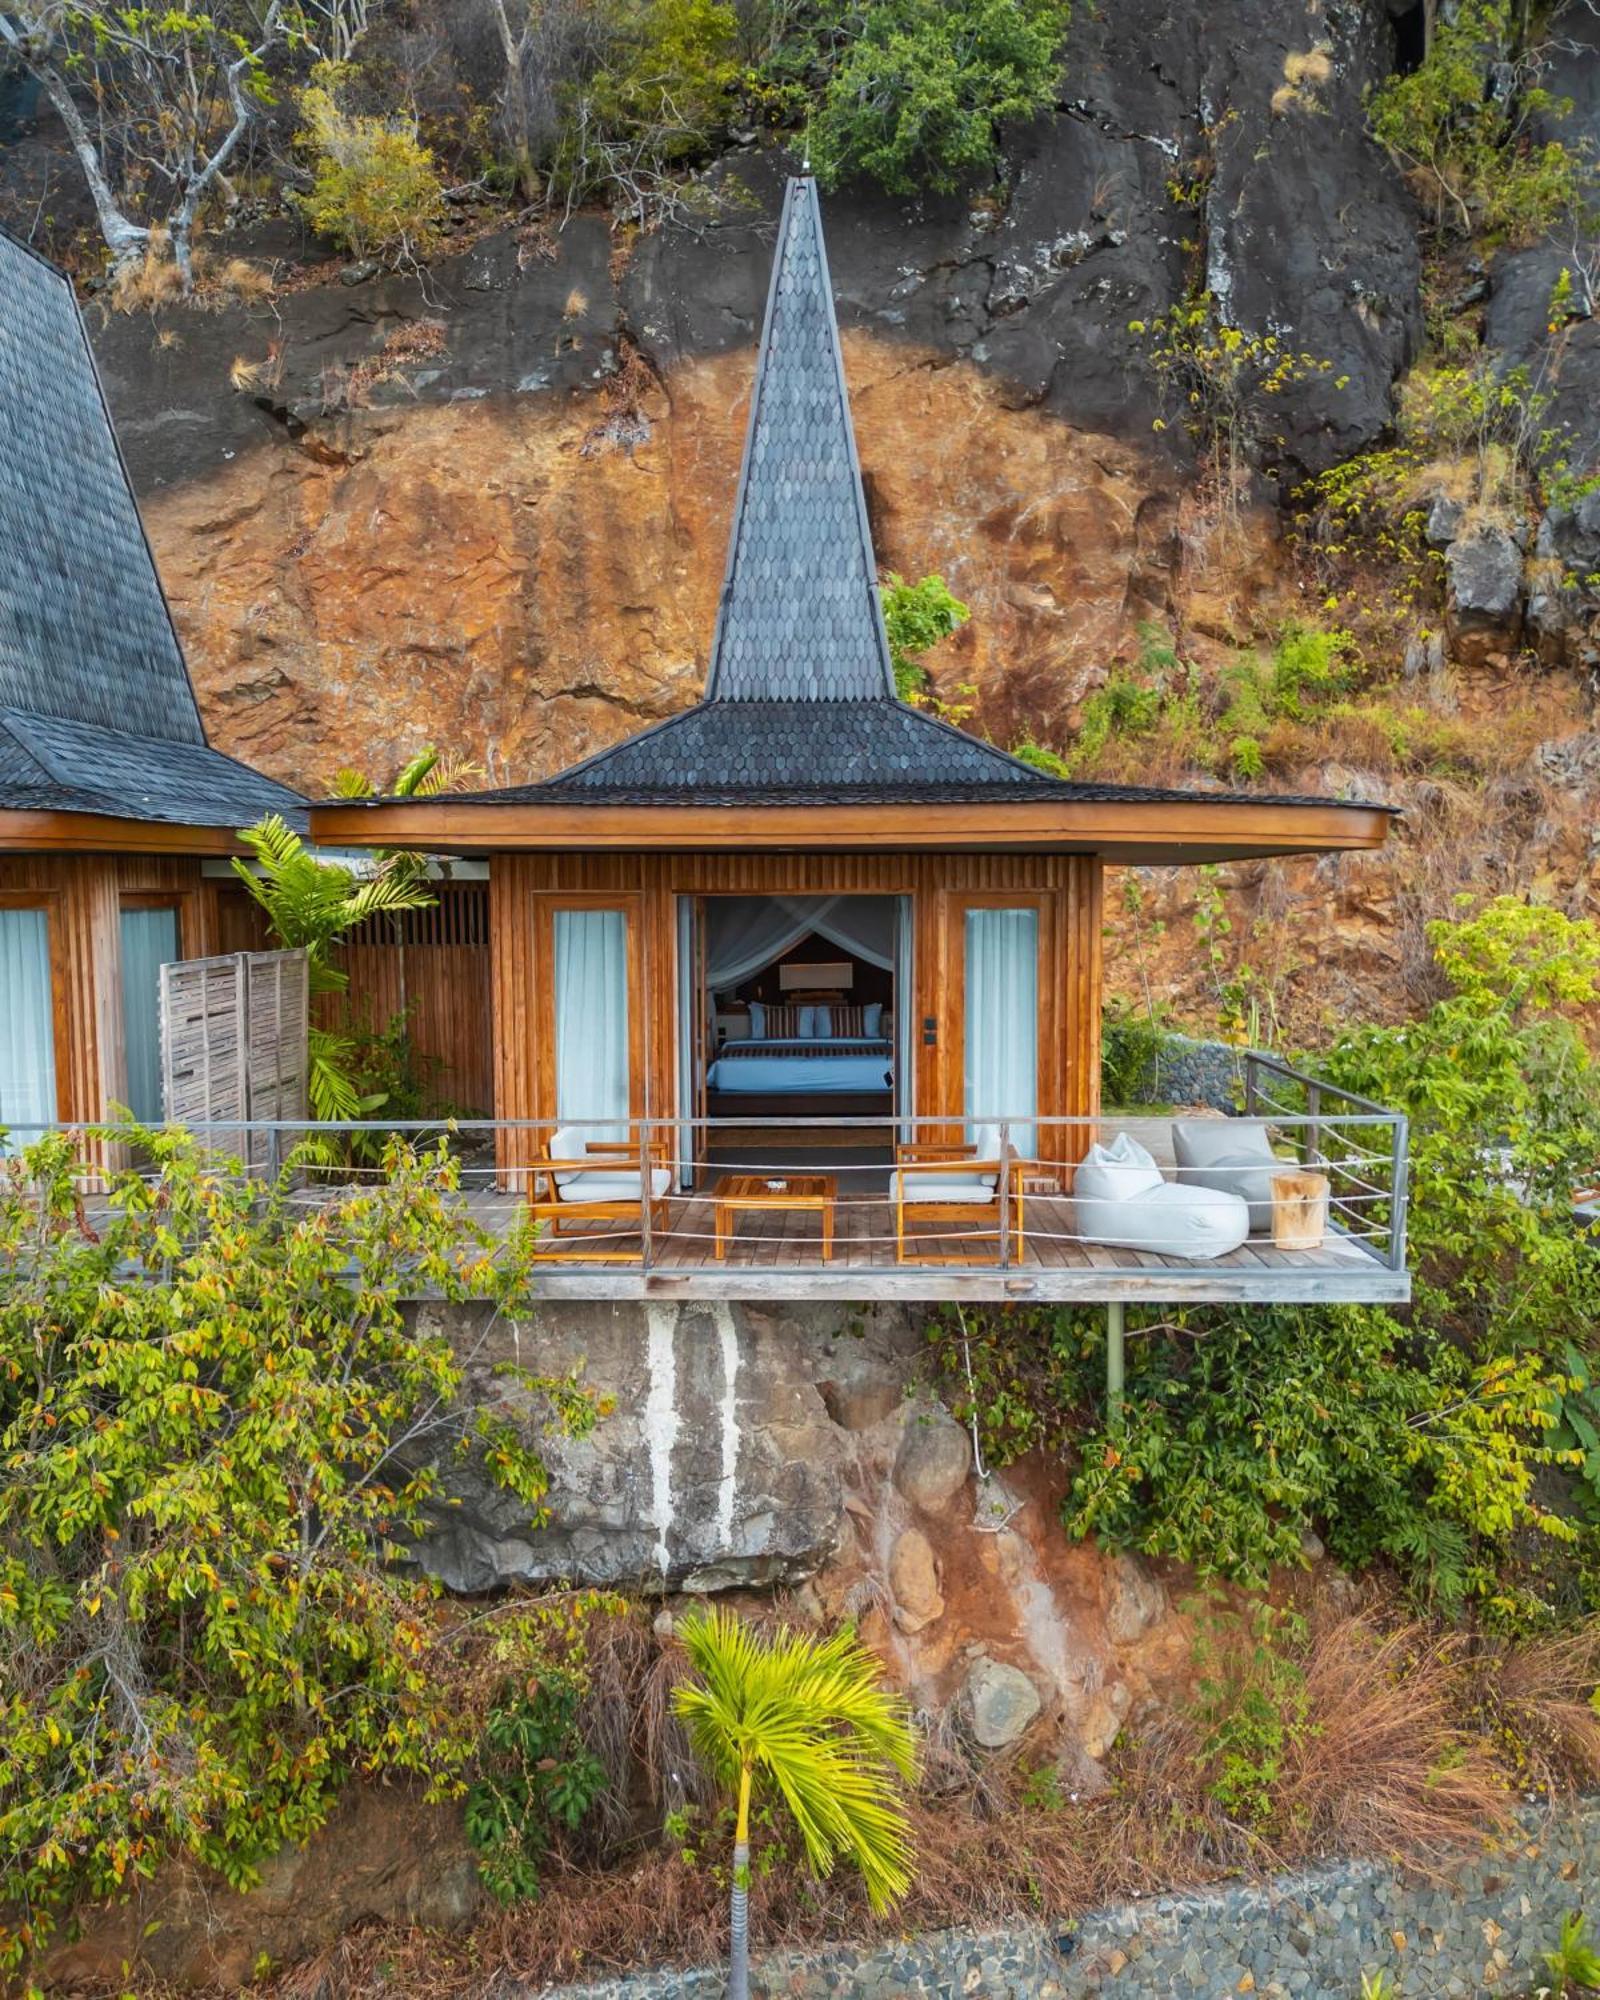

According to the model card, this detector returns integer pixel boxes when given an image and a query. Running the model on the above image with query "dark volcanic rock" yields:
[1446,520,1527,662]
[87,0,1423,499]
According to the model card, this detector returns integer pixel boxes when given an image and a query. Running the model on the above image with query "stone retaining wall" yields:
[528,1800,1600,1998]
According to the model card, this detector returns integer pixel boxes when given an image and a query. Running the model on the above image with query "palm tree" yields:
[672,1608,916,2000]
[233,813,436,1123]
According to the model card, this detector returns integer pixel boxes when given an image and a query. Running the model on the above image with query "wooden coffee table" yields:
[712,1173,836,1261]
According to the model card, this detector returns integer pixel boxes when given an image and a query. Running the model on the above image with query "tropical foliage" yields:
[296,71,448,265]
[932,900,1600,1621]
[808,0,1071,196]
[0,1130,598,1971]
[881,570,970,698]
[233,812,434,1125]
[673,1609,915,1995]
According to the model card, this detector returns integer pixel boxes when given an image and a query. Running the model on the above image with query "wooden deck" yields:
[410,1188,1408,1304]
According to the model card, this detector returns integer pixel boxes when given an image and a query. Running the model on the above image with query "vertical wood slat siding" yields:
[0,853,219,1128]
[488,852,1104,1178]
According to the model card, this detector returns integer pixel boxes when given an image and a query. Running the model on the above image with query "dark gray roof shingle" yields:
[0,709,305,828]
[704,176,896,703]
[0,226,306,831]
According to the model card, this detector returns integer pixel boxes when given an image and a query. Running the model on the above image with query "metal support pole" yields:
[1106,1300,1125,1424]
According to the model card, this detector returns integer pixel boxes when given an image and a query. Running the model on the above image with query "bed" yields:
[706,1037,894,1095]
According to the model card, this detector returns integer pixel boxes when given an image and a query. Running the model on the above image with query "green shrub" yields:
[297,77,448,264]
[1100,998,1171,1106]
[0,1131,600,1968]
[880,570,970,698]
[809,0,1071,196]
[1367,0,1592,243]
[466,1670,608,1903]
[1191,1604,1311,1829]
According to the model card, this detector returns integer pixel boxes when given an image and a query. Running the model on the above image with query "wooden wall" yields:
[0,852,221,1125]
[489,851,1104,1175]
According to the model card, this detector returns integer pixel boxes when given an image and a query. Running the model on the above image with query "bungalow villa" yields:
[0,224,304,1137]
[312,176,1410,1308]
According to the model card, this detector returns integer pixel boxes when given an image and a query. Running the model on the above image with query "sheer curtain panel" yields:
[554,909,631,1140]
[120,906,180,1123]
[963,907,1038,1153]
[0,908,58,1148]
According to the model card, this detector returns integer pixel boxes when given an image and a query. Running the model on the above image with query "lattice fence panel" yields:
[160,948,309,1170]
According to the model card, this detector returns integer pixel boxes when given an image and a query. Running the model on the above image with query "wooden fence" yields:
[211,881,493,1114]
[160,948,309,1170]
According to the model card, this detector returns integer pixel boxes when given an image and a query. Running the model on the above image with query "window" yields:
[120,904,180,1123]
[0,907,58,1146]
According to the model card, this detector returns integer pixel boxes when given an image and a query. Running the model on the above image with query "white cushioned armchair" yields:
[530,1125,672,1260]
[1073,1132,1248,1259]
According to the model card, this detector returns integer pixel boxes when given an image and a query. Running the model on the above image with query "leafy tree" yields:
[233,812,436,1123]
[673,1609,915,2000]
[809,0,1070,197]
[296,71,448,266]
[0,0,306,282]
[880,570,969,698]
[0,1129,598,1972]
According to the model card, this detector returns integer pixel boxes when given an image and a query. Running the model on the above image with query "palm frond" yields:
[328,766,376,798]
[392,747,441,796]
[673,1608,916,1913]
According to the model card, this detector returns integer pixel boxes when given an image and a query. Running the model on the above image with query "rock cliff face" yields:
[87,0,1426,795]
[72,0,1596,1030]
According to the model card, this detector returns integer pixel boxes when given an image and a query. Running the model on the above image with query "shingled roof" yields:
[0,225,304,831]
[330,173,1391,826]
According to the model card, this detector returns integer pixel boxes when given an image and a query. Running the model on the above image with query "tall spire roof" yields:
[705,174,896,703]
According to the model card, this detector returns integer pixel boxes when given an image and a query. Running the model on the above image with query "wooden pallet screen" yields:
[160,948,309,1169]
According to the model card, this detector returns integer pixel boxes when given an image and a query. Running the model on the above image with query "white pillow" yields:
[813,1004,832,1037]
[748,1001,766,1039]
[1079,1133,1164,1201]
[796,1004,817,1038]
[864,1001,883,1037]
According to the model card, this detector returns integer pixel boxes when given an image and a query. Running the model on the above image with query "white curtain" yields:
[704,894,895,991]
[963,907,1038,1152]
[0,908,58,1148]
[554,908,630,1139]
[120,906,180,1123]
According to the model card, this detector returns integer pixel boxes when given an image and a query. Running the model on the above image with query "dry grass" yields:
[239,1608,1557,1999]
[1473,1621,1600,1797]
[110,234,277,313]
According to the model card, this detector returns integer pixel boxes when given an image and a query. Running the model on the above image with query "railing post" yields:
[1106,1301,1125,1424]
[997,1119,1011,1270]
[1306,1081,1322,1167]
[640,1120,654,1275]
[1244,1055,1259,1117]
[1388,1115,1410,1271]
[265,1124,281,1189]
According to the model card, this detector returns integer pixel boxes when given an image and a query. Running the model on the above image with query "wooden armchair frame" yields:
[893,1141,1029,1265]
[528,1132,672,1262]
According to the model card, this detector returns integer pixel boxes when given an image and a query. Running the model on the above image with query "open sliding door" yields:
[675,895,708,1190]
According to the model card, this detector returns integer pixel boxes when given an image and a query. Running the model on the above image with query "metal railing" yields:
[5,1065,1411,1278]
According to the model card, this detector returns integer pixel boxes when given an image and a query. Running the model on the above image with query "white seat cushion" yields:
[894,1173,1000,1205]
[558,1167,671,1203]
[548,1125,589,1189]
[1073,1179,1249,1259]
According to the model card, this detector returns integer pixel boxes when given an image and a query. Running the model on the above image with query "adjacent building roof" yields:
[0,224,304,836]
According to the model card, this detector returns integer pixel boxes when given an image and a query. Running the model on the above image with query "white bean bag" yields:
[1073,1132,1249,1259]
[1172,1118,1282,1234]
